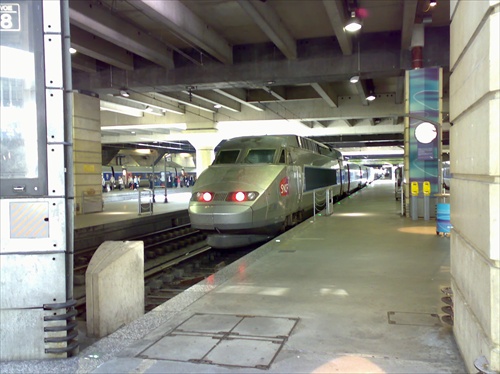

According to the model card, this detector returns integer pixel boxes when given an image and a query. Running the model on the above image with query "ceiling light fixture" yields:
[214,104,222,109]
[345,11,362,32]
[366,91,376,101]
[424,1,437,12]
[350,75,360,84]
[69,47,77,54]
[119,89,130,98]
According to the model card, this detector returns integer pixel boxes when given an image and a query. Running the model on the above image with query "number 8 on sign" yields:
[0,3,21,32]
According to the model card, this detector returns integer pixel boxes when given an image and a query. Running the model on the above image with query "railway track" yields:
[73,225,254,317]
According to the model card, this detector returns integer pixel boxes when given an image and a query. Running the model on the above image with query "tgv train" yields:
[188,135,372,248]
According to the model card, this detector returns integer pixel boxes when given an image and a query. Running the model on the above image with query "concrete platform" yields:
[0,180,466,373]
[75,187,192,229]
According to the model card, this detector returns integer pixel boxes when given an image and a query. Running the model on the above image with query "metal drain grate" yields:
[387,311,441,327]
[137,313,299,369]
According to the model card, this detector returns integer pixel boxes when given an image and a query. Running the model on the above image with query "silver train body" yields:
[188,135,370,248]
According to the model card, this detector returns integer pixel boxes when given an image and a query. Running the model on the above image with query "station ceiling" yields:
[69,0,451,164]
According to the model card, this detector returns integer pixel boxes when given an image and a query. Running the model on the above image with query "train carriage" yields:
[188,135,344,248]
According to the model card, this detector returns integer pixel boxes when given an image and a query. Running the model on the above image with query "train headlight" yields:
[196,192,213,202]
[235,191,246,202]
[226,191,259,202]
[246,191,258,200]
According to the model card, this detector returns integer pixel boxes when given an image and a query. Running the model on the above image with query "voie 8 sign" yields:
[1,3,21,31]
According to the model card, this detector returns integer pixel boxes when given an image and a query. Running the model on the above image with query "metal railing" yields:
[139,189,154,215]
[312,186,336,220]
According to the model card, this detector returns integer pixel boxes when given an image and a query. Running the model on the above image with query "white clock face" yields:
[415,122,437,144]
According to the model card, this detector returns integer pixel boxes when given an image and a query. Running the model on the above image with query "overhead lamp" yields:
[350,75,360,84]
[366,91,376,101]
[119,89,130,98]
[345,11,362,32]
[424,0,437,12]
[214,104,222,109]
[69,47,77,54]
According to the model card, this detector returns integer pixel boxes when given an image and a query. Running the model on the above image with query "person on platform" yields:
[118,176,124,190]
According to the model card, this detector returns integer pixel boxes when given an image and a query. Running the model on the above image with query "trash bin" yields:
[139,189,154,215]
[436,203,451,235]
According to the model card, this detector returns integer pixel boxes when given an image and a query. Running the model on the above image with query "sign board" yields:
[0,3,20,31]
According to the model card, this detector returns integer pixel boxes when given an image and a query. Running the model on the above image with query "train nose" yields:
[189,203,253,231]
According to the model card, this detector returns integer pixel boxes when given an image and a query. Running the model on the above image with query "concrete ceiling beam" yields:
[70,25,134,71]
[322,0,353,55]
[71,53,97,73]
[156,92,216,113]
[132,0,233,64]
[213,88,264,112]
[183,90,242,113]
[401,0,418,50]
[264,86,286,101]
[237,0,297,60]
[106,92,185,115]
[395,76,405,105]
[354,80,369,106]
[311,82,339,108]
[69,0,174,69]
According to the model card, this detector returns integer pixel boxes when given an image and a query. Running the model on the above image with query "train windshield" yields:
[244,149,276,164]
[213,150,240,164]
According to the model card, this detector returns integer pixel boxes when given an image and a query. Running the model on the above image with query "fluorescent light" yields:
[142,106,165,117]
[100,101,143,117]
[110,94,184,115]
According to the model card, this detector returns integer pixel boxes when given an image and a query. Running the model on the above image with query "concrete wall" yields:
[449,1,500,372]
[73,92,103,214]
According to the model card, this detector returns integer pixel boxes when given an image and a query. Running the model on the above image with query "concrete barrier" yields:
[86,241,144,338]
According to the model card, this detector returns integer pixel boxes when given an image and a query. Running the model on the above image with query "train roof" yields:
[218,135,300,149]
[216,135,343,160]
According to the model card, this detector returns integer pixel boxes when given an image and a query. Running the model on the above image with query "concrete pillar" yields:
[449,1,500,372]
[184,120,223,176]
[73,92,103,214]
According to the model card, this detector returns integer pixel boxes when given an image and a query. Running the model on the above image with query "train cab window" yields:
[278,150,286,164]
[244,149,275,164]
[213,150,240,164]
